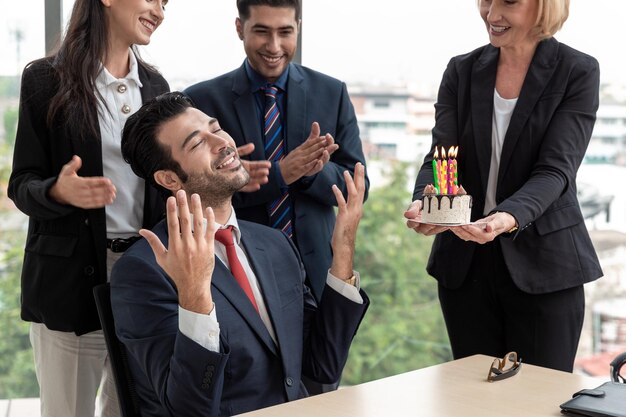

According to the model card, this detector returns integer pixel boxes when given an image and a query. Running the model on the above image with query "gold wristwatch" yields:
[343,275,357,286]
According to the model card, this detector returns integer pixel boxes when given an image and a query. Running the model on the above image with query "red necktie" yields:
[214,226,259,312]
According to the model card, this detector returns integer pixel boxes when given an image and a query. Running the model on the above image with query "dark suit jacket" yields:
[184,63,369,300]
[8,56,169,335]
[110,219,369,417]
[413,38,603,294]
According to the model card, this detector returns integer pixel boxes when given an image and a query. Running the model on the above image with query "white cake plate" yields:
[405,218,488,227]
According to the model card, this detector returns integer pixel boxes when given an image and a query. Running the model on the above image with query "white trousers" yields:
[29,249,123,417]
[30,324,121,417]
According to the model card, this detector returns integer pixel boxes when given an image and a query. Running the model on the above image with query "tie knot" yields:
[215,226,235,247]
[263,85,279,99]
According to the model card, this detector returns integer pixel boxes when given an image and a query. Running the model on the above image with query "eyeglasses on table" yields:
[487,351,522,382]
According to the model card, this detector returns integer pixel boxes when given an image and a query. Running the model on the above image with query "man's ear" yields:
[236,17,244,40]
[100,0,112,7]
[154,170,182,193]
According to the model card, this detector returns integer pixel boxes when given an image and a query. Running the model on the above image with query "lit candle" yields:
[447,146,455,195]
[440,147,448,195]
[432,147,440,193]
[452,146,459,193]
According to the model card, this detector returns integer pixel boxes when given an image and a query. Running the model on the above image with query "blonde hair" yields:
[534,0,569,39]
[477,0,569,40]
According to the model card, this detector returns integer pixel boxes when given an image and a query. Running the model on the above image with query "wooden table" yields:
[237,354,604,416]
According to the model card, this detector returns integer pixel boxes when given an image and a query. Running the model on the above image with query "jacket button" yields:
[84,265,95,276]
[285,377,293,387]
[84,218,89,226]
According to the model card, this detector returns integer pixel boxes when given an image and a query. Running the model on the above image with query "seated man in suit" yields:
[110,92,369,417]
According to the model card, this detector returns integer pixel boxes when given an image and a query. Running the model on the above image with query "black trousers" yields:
[438,240,585,372]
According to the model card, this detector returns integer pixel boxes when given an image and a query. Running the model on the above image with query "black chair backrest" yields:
[93,283,142,417]
[610,352,626,384]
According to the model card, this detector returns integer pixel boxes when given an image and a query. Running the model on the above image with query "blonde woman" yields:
[405,0,602,372]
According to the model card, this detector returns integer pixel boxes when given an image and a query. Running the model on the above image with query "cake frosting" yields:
[421,194,472,225]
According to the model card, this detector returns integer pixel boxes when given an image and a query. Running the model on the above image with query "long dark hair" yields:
[46,0,157,140]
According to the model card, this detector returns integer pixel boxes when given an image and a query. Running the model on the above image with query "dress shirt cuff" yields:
[178,305,220,352]
[327,270,363,304]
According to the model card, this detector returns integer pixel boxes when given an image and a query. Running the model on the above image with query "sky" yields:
[1,1,626,92]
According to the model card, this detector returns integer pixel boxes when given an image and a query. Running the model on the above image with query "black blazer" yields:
[8,56,169,335]
[111,219,369,417]
[413,38,603,294]
[185,63,369,301]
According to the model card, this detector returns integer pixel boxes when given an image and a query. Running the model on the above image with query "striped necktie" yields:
[263,85,293,238]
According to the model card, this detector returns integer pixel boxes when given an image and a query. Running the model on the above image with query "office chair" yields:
[610,352,626,384]
[93,283,142,417]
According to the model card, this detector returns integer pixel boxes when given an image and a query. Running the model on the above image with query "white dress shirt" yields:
[95,50,145,238]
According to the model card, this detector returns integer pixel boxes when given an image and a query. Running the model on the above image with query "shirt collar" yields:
[190,206,241,245]
[217,207,242,245]
[95,49,143,89]
[244,59,289,93]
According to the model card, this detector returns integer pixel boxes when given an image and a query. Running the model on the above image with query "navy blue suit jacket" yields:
[110,219,368,417]
[184,63,369,300]
[413,38,603,293]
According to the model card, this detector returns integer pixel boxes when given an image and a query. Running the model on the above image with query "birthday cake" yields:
[420,146,473,225]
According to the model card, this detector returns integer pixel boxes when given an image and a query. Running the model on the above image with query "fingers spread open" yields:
[165,195,181,250]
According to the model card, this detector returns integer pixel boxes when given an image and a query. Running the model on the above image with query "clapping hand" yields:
[49,155,116,208]
[279,122,339,184]
[236,144,271,192]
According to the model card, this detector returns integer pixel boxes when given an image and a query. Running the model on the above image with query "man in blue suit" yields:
[185,0,369,304]
[110,92,369,417]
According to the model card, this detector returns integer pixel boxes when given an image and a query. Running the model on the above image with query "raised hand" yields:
[278,122,339,185]
[329,162,366,280]
[139,190,216,314]
[49,155,116,208]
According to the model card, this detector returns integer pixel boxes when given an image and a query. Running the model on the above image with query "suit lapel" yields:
[497,38,559,187]
[285,64,306,152]
[239,226,290,358]
[210,255,278,355]
[471,45,498,194]
[232,65,266,161]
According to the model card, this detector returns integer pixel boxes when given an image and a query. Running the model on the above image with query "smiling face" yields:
[236,5,299,82]
[103,0,167,47]
[479,0,540,51]
[154,108,250,207]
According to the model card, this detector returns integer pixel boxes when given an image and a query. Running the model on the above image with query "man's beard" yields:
[182,164,250,208]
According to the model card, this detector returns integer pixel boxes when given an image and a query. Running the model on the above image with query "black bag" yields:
[560,381,626,417]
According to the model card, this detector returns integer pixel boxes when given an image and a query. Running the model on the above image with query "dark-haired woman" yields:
[8,0,169,415]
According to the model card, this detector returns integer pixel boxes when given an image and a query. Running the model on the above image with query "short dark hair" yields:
[121,92,192,198]
[237,0,301,21]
